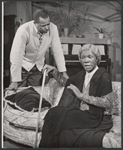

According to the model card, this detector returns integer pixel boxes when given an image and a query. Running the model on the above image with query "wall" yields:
[83,3,121,81]
[4,1,121,82]
[61,1,121,81]
[4,1,32,27]
[39,1,121,81]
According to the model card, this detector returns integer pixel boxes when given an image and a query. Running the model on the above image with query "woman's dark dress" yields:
[40,68,113,148]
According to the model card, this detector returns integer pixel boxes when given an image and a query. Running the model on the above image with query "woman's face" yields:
[80,50,98,72]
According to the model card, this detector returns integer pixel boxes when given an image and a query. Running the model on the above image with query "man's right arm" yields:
[9,26,27,89]
[43,64,68,87]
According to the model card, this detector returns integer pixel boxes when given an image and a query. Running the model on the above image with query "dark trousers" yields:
[18,65,43,87]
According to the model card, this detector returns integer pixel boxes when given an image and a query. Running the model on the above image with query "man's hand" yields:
[62,72,69,79]
[8,82,18,90]
[43,64,56,75]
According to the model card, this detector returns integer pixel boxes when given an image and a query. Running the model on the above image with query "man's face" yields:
[35,16,50,34]
[79,50,98,72]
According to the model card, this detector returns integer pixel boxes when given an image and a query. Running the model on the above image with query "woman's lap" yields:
[58,115,112,148]
[59,128,105,148]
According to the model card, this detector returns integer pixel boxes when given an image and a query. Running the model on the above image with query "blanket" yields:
[5,87,51,112]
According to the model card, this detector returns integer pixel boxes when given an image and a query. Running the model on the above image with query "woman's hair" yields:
[33,8,49,23]
[78,44,101,65]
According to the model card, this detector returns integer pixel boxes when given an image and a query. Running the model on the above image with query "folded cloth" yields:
[5,87,51,112]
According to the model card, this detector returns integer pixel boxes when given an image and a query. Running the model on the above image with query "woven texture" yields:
[111,82,121,116]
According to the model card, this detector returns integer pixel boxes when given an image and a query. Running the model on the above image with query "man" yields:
[8,8,68,90]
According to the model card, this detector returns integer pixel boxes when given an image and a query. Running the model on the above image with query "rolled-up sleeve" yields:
[50,25,66,72]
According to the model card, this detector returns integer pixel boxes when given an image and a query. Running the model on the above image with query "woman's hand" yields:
[67,84,83,100]
[43,64,56,75]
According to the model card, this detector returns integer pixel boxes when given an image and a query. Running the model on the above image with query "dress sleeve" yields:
[82,91,116,109]
[82,71,114,110]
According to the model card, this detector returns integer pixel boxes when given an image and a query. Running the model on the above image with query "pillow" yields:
[103,132,121,148]
[33,84,51,104]
[48,78,64,107]
[110,115,121,137]
[52,85,64,107]
[3,104,48,147]
[104,115,121,148]
[103,114,121,148]
[3,85,50,134]
[4,104,48,130]
[111,82,121,116]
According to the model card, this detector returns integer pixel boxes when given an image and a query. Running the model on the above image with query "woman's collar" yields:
[86,66,99,76]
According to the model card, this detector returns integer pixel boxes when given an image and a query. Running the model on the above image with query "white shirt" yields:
[10,21,66,82]
[84,66,99,87]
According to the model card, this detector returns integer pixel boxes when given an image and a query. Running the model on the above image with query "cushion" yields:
[3,84,51,146]
[3,104,49,147]
[48,78,64,107]
[103,115,121,148]
[103,132,121,148]
[111,82,121,116]
[4,116,42,148]
[110,115,121,137]
[3,82,52,128]
[3,104,48,129]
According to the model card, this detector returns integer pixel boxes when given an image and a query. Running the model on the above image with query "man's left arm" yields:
[50,24,68,78]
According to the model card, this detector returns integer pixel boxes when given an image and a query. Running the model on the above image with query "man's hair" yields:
[33,8,49,23]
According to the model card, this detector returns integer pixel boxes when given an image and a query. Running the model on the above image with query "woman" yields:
[40,44,116,148]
